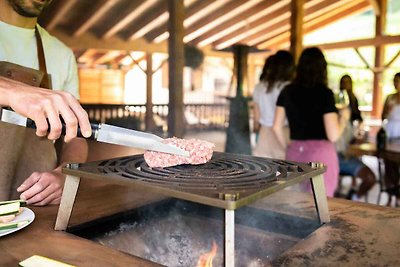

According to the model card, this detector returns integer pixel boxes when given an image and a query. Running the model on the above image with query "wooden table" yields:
[347,142,400,162]
[1,174,400,266]
[0,180,162,267]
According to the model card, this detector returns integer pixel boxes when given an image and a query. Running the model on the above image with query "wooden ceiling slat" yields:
[368,0,381,15]
[72,0,119,37]
[99,0,156,39]
[43,0,79,30]
[51,30,168,53]
[183,0,257,43]
[123,1,168,40]
[259,0,371,49]
[77,49,99,64]
[212,3,292,50]
[316,35,400,50]
[245,0,351,46]
[112,53,130,65]
[88,52,109,67]
[190,0,285,47]
[212,0,337,50]
[93,50,124,65]
[144,0,216,42]
[73,49,87,61]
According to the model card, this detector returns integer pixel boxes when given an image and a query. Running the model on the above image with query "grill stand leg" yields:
[54,175,81,230]
[310,174,330,223]
[225,209,235,267]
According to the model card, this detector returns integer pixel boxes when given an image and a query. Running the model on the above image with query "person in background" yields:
[273,47,349,197]
[336,75,375,201]
[335,119,376,201]
[381,72,400,206]
[0,0,90,206]
[340,75,363,124]
[252,50,294,159]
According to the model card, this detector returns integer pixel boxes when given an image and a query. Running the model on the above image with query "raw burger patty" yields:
[144,137,215,168]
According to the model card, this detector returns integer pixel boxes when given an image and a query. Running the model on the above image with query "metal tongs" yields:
[1,109,190,157]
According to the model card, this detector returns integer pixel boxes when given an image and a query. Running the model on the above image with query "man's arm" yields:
[0,76,91,142]
[17,138,88,206]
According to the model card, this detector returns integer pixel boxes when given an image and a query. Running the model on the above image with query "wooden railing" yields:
[82,103,230,133]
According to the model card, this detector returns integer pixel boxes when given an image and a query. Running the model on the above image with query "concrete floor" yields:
[184,130,397,208]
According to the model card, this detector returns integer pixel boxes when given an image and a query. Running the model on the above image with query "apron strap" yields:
[35,26,51,89]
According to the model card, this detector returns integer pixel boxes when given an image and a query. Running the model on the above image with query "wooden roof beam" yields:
[87,52,109,68]
[42,0,78,30]
[212,0,338,50]
[73,49,87,61]
[123,1,168,40]
[256,0,367,49]
[99,0,156,39]
[77,49,99,64]
[93,50,124,65]
[245,0,352,46]
[183,0,260,43]
[316,35,400,50]
[212,2,292,50]
[50,30,168,53]
[368,0,381,15]
[123,0,196,41]
[260,0,371,50]
[190,0,286,47]
[144,0,217,42]
[72,0,119,37]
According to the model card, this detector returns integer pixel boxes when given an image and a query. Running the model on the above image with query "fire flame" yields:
[196,240,218,267]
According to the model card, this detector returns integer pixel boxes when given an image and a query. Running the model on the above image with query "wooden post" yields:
[145,52,155,131]
[372,0,387,118]
[167,0,185,138]
[54,175,81,231]
[310,174,330,224]
[290,0,304,62]
[225,209,235,267]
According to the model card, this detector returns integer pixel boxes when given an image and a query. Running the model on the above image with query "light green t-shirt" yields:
[0,20,79,98]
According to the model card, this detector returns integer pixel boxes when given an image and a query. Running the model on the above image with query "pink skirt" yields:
[286,140,339,197]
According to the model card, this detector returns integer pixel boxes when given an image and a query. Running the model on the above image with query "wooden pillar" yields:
[290,0,304,62]
[372,0,387,118]
[145,52,155,131]
[167,0,185,137]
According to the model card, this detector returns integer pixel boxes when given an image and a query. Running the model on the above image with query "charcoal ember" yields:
[144,137,215,168]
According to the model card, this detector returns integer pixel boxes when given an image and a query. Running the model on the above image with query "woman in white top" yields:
[252,51,294,159]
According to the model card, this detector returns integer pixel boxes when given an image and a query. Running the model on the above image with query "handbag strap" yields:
[34,26,51,89]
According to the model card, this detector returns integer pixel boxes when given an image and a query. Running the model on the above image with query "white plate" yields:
[0,208,35,237]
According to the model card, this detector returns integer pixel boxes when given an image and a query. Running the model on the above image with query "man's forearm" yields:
[0,76,19,107]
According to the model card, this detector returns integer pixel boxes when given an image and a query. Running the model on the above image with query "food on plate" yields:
[0,214,16,223]
[0,200,26,224]
[144,137,215,168]
[0,199,26,207]
[0,219,29,231]
[0,202,21,216]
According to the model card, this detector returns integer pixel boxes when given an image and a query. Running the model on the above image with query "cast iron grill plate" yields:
[64,152,325,209]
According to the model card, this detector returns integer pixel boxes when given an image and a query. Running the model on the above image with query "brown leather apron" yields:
[0,27,57,200]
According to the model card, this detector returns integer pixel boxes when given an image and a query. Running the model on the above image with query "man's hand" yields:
[0,77,92,142]
[16,166,65,206]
